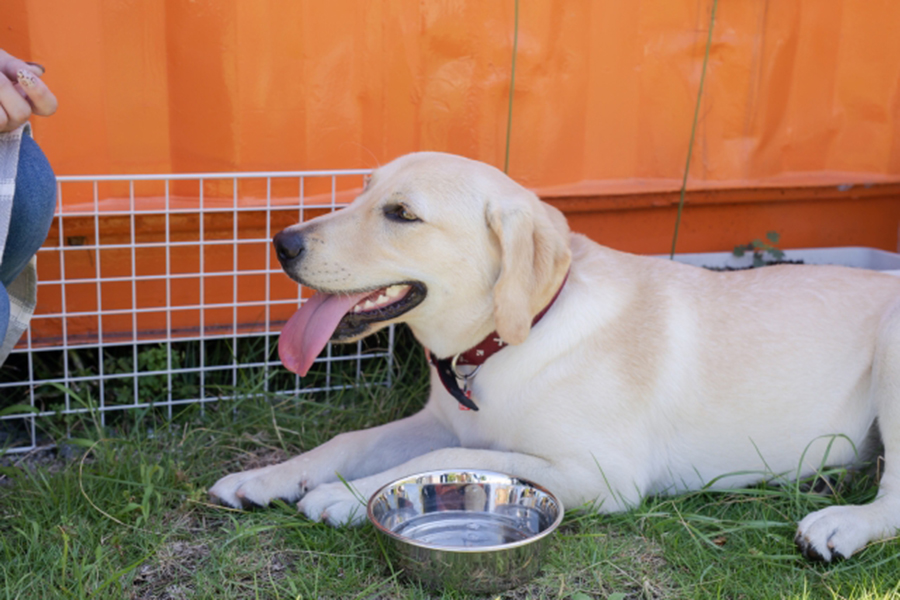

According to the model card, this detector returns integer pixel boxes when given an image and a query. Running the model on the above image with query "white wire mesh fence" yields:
[0,168,396,454]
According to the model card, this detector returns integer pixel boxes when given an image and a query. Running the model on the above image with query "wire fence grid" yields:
[0,168,396,455]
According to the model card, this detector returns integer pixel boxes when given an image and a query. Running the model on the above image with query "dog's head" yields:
[274,152,571,375]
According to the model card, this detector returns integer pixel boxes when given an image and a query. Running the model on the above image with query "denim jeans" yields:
[0,135,57,343]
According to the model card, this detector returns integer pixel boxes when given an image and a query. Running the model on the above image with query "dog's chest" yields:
[439,369,538,451]
[448,406,517,451]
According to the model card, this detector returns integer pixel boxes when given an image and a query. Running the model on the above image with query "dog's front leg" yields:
[298,447,576,526]
[209,407,458,509]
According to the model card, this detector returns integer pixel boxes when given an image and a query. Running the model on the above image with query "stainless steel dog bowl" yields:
[367,469,564,593]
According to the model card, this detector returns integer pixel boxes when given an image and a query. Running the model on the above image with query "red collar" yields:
[428,271,569,411]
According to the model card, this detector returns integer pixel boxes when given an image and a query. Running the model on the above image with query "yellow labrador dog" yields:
[210,152,900,562]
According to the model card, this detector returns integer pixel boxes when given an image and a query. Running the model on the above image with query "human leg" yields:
[0,134,56,287]
[0,284,8,343]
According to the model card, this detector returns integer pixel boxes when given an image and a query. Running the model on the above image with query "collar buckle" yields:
[450,353,482,381]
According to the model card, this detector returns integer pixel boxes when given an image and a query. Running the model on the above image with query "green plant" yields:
[733,231,785,267]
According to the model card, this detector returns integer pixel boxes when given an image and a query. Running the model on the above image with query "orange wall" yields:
[5,0,900,192]
[6,0,900,347]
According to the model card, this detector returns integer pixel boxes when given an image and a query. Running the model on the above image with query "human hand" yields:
[0,50,58,133]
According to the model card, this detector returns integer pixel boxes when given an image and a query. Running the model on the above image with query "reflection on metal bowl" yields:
[367,469,564,593]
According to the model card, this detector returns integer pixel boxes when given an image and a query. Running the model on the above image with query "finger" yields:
[16,69,57,117]
[0,74,32,131]
[0,50,34,82]
[25,62,45,76]
[0,105,11,134]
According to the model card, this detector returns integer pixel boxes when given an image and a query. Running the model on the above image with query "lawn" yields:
[1,332,899,599]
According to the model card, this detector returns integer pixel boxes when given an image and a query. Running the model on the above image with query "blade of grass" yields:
[670,0,719,259]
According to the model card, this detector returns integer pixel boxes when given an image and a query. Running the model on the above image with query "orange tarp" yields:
[5,0,900,346]
[5,0,900,192]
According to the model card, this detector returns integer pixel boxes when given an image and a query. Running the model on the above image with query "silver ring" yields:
[450,354,481,381]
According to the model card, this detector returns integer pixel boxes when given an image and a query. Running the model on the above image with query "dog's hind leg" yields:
[795,301,900,561]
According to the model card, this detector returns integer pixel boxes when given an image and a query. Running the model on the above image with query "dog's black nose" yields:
[273,230,305,263]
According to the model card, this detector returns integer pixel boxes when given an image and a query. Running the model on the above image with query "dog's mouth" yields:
[278,282,426,376]
[333,282,427,339]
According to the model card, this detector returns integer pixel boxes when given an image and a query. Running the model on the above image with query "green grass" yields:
[2,339,900,599]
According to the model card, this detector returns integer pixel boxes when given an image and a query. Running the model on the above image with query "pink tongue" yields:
[278,291,369,376]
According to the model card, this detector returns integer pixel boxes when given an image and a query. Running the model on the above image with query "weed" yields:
[733,231,786,267]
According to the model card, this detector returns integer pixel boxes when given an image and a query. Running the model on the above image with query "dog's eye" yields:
[384,203,420,223]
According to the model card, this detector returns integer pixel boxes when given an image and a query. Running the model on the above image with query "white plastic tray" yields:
[662,246,900,276]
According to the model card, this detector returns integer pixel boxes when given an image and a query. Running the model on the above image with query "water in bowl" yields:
[392,508,543,548]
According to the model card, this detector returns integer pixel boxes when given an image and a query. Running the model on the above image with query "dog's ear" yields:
[487,188,571,345]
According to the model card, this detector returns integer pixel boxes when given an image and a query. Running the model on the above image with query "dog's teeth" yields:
[377,294,389,304]
[363,300,375,309]
[353,305,362,313]
[386,286,401,298]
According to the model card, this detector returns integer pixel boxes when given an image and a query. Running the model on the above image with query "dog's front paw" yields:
[209,455,329,509]
[795,505,873,562]
[298,481,367,526]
